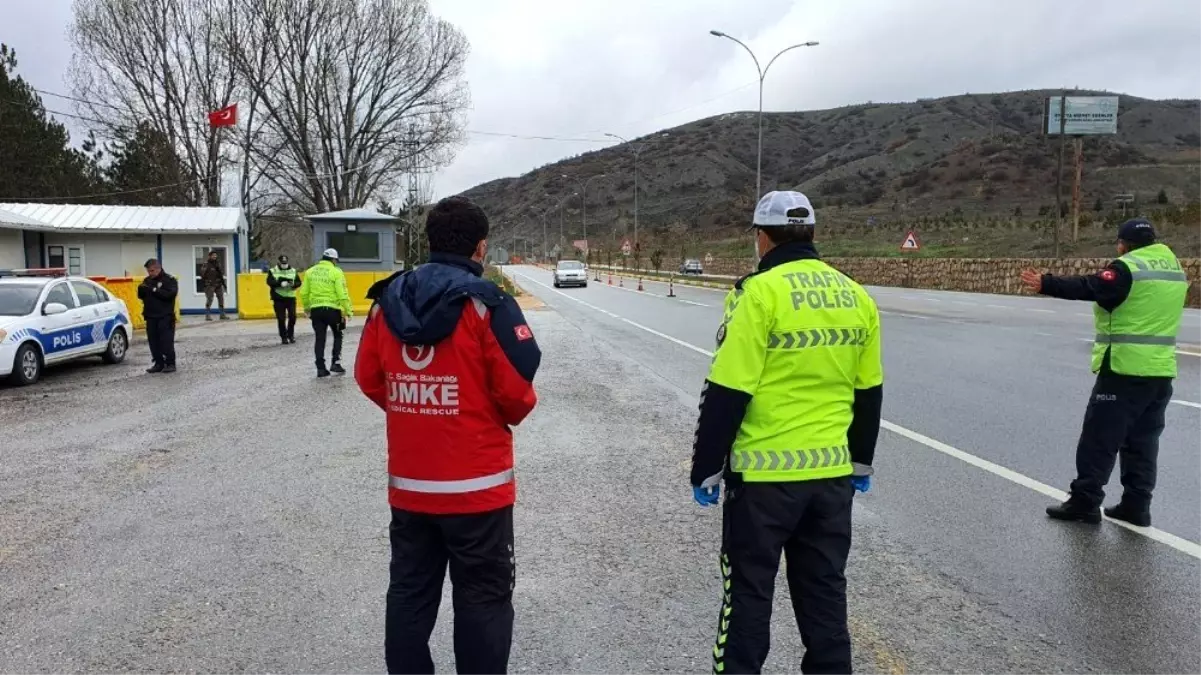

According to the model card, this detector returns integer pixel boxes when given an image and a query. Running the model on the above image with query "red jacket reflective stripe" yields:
[356,298,539,514]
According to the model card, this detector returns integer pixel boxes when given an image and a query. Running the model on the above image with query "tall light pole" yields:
[709,31,818,200]
[604,132,647,256]
[563,173,607,262]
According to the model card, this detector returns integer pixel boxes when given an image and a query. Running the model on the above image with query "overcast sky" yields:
[4,0,1200,200]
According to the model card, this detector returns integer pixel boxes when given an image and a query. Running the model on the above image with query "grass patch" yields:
[485,265,521,296]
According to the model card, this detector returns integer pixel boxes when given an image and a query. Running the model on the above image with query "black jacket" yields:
[137,272,179,319]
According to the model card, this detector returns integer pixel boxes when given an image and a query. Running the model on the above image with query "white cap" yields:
[752,190,816,227]
[322,248,339,259]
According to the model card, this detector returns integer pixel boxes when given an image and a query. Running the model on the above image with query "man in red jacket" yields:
[356,196,541,674]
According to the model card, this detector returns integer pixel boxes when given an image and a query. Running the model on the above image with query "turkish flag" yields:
[208,104,238,128]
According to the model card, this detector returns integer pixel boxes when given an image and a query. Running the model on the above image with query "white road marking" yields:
[1171,399,1201,410]
[512,267,1201,560]
[1028,308,1056,314]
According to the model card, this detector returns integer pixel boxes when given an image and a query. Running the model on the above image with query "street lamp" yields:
[604,133,668,258]
[562,173,608,264]
[709,30,818,200]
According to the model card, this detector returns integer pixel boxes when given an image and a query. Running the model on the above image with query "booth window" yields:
[327,230,380,261]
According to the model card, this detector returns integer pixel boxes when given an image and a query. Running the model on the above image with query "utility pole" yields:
[1053,93,1066,258]
[1072,137,1083,242]
[403,124,419,270]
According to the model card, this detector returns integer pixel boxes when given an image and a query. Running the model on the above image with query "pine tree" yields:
[0,44,104,200]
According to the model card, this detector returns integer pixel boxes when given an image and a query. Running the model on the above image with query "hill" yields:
[459,89,1200,258]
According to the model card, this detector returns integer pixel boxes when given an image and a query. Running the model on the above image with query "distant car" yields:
[553,260,588,288]
[0,270,132,385]
[680,259,704,275]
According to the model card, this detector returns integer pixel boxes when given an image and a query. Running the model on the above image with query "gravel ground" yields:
[2,310,1080,673]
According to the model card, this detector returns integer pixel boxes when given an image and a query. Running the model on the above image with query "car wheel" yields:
[102,327,128,364]
[582,282,588,288]
[10,343,42,386]
[553,280,560,288]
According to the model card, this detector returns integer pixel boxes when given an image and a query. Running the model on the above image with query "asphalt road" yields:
[509,264,1201,674]
[2,271,1197,673]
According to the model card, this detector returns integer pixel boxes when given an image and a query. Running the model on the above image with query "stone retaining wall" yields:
[697,257,1201,307]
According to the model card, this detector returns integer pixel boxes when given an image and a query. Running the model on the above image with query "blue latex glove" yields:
[693,484,720,507]
[851,475,871,494]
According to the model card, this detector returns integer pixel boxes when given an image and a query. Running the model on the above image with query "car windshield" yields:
[0,284,43,316]
[558,261,584,270]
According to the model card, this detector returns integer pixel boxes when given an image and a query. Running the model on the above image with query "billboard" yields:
[1045,96,1119,135]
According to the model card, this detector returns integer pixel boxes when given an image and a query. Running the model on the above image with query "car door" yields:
[71,280,114,355]
[36,281,86,363]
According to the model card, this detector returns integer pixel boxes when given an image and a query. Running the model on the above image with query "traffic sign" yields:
[621,238,632,256]
[900,230,920,252]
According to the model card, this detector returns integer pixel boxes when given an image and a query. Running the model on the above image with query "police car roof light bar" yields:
[0,267,69,278]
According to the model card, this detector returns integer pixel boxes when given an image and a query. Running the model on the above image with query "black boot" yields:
[281,337,289,345]
[161,364,177,374]
[1104,502,1151,527]
[330,362,346,375]
[1046,498,1101,524]
[316,362,330,378]
[146,363,164,373]
[288,336,296,344]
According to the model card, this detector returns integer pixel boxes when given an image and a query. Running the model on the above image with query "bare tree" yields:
[70,0,240,206]
[223,0,469,213]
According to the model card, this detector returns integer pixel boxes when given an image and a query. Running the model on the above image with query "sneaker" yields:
[288,336,296,344]
[281,337,289,345]
[1046,499,1101,524]
[146,364,164,373]
[161,365,177,374]
[219,314,230,321]
[1104,503,1151,527]
[330,363,346,375]
[205,315,213,322]
[317,367,331,378]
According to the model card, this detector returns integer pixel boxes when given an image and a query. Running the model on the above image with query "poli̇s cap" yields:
[753,190,816,228]
[323,248,339,260]
[278,254,289,264]
[1117,218,1156,245]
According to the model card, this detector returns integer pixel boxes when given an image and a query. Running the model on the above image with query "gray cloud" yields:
[4,0,1199,201]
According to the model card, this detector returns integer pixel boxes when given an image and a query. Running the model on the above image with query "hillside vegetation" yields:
[460,89,1200,258]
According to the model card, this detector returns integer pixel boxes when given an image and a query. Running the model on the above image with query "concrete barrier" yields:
[237,270,399,319]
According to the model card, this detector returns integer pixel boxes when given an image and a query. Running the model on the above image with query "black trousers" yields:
[273,297,297,339]
[309,307,343,367]
[1069,371,1173,509]
[386,505,515,674]
[715,479,854,675]
[144,316,176,367]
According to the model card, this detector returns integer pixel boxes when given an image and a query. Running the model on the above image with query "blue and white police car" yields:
[0,269,132,386]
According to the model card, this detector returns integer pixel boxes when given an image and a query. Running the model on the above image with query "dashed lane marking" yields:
[1171,399,1201,410]
[512,269,1201,561]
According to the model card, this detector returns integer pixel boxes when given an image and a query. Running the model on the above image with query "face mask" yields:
[279,263,290,269]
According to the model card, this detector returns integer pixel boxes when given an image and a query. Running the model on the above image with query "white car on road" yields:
[553,260,588,288]
[0,271,133,385]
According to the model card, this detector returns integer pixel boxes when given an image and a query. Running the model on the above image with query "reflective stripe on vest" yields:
[389,468,514,494]
[730,446,849,473]
[1094,334,1177,346]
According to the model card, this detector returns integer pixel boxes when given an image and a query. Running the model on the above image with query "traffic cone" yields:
[607,273,612,285]
[619,276,623,287]
[637,277,644,292]
[668,275,676,297]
